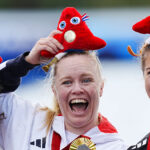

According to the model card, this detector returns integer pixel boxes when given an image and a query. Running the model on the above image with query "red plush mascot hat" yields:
[127,16,150,57]
[0,57,2,64]
[40,7,106,72]
[132,16,150,34]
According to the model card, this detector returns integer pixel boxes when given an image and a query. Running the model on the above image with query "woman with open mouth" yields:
[0,7,127,150]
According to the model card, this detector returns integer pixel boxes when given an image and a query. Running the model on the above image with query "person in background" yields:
[127,16,150,150]
[0,7,127,150]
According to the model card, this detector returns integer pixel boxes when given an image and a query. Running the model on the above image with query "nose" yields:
[64,30,76,43]
[71,82,84,95]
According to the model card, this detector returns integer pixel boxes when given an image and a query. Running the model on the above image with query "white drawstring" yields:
[145,37,150,45]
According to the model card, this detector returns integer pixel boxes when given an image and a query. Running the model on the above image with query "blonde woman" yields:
[0,30,127,149]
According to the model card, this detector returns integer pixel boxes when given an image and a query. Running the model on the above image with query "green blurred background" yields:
[1,0,150,9]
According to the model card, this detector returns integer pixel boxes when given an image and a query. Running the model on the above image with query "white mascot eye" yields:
[70,17,80,25]
[59,21,66,30]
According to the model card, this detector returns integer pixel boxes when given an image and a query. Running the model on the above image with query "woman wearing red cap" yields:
[0,7,127,150]
[127,16,150,150]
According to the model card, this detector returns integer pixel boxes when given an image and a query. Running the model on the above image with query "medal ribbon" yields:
[51,131,90,150]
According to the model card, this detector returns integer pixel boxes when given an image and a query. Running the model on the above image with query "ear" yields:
[52,85,57,97]
[99,81,104,97]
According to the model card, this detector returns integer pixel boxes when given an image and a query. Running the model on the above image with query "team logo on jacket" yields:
[69,137,96,150]
[30,137,46,148]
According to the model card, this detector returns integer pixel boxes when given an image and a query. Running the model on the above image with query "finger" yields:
[49,30,62,37]
[38,38,60,53]
[47,42,58,53]
[50,37,64,50]
[38,44,56,54]
[47,30,64,50]
[39,39,59,52]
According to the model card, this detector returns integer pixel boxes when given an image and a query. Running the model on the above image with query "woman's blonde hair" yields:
[43,50,103,133]
[141,41,150,72]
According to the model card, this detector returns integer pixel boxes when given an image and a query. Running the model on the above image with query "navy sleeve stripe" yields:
[0,52,38,93]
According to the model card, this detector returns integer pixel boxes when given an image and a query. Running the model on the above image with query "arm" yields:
[0,30,63,148]
[0,30,63,93]
[0,52,36,93]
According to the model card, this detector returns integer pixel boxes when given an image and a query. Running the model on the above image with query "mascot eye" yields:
[70,17,80,25]
[59,21,66,30]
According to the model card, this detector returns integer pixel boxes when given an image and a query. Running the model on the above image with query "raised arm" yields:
[0,52,36,93]
[0,30,63,93]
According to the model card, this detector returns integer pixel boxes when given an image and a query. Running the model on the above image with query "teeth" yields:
[70,99,87,104]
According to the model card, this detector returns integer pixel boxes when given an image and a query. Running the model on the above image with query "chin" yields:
[69,116,92,128]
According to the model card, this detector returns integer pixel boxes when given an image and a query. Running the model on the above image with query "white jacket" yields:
[0,92,127,150]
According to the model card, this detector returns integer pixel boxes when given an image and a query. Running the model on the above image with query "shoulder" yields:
[128,132,150,150]
[0,92,37,110]
[0,92,40,123]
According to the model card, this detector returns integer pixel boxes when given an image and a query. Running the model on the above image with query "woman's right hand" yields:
[25,30,64,65]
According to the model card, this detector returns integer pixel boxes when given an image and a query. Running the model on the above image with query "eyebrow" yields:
[80,73,93,77]
[59,73,93,81]
[59,76,71,81]
[145,67,150,71]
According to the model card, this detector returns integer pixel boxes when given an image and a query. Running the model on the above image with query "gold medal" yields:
[69,137,96,150]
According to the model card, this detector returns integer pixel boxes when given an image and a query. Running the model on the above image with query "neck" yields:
[65,117,99,135]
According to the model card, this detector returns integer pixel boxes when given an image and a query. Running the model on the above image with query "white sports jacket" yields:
[2,52,148,150]
[0,92,127,150]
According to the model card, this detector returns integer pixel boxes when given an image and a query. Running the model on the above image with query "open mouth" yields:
[69,99,89,112]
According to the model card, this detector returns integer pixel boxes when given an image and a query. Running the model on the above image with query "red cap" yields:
[132,16,150,34]
[41,7,106,58]
[0,56,2,63]
[127,16,150,57]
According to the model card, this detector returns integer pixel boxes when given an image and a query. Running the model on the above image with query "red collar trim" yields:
[98,114,118,133]
[52,114,117,150]
[147,135,150,150]
[51,132,61,150]
[57,114,118,133]
[51,131,90,150]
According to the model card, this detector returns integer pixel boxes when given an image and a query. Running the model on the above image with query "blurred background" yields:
[0,0,150,148]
